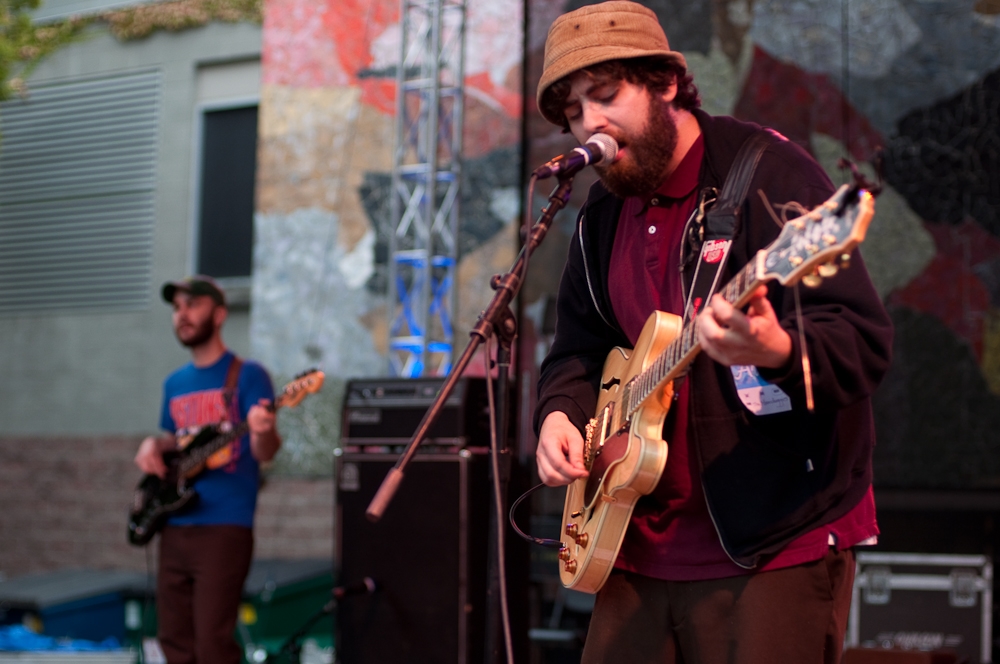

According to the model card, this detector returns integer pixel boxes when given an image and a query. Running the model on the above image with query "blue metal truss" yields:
[388,0,465,377]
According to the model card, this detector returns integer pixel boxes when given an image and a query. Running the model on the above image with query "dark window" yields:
[197,105,258,278]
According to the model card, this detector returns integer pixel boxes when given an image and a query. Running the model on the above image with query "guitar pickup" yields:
[602,402,615,437]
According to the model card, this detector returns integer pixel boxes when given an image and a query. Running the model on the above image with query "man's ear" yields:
[213,304,228,327]
[659,77,679,105]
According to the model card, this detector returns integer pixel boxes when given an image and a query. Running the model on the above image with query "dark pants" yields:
[582,547,856,664]
[157,525,254,664]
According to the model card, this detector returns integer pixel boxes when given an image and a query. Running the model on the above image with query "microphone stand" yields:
[272,580,376,663]
[365,173,575,523]
[272,597,334,664]
[364,175,576,662]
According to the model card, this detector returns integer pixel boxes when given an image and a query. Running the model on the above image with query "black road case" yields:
[848,553,993,663]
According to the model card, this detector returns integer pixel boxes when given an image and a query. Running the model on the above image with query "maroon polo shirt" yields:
[608,135,877,581]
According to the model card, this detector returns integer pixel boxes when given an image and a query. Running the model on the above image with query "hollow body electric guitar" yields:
[557,184,876,593]
[127,369,324,545]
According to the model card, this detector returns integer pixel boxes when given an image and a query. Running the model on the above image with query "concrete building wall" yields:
[0,21,262,437]
[0,16,334,580]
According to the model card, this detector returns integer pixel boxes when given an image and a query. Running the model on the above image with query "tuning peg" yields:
[801,273,823,288]
[839,253,851,269]
[817,263,838,278]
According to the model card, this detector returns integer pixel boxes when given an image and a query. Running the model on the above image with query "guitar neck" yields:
[626,258,764,419]
[176,394,289,476]
[177,422,250,476]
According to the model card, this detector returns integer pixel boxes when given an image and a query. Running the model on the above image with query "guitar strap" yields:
[682,128,784,324]
[221,355,244,425]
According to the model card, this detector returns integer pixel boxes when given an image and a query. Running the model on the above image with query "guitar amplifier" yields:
[341,377,492,448]
[335,377,529,663]
[334,449,491,664]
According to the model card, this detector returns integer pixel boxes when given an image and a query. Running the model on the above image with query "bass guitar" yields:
[557,184,876,593]
[127,369,324,545]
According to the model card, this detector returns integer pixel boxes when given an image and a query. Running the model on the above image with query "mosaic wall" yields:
[525,0,1000,490]
[256,0,1000,486]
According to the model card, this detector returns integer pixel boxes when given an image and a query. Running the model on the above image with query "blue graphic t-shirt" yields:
[159,351,275,527]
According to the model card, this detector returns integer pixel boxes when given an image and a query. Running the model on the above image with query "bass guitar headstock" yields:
[276,369,325,409]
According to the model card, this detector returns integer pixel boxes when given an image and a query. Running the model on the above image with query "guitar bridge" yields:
[584,402,615,467]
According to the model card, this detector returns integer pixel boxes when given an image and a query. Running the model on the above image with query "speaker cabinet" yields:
[335,451,491,664]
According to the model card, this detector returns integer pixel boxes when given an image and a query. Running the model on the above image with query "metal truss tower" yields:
[388,0,466,377]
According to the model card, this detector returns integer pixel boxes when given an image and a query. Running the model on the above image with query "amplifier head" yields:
[341,377,491,447]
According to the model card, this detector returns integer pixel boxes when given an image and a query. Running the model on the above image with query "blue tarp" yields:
[0,625,122,652]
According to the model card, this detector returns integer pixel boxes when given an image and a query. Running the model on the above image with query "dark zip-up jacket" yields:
[535,109,894,569]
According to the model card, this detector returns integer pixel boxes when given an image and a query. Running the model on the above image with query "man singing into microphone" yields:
[533,2,893,663]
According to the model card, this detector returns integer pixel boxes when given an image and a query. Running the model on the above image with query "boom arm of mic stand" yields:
[365,176,576,523]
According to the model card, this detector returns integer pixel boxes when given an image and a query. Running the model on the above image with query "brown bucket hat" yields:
[536,1,687,126]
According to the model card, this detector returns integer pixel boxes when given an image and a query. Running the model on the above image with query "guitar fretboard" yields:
[624,257,762,419]
[178,423,249,476]
[620,184,870,419]
[176,388,297,476]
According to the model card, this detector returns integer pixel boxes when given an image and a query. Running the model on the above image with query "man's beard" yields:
[595,93,678,199]
[176,316,216,348]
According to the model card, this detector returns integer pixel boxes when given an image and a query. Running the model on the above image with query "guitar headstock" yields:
[275,369,325,408]
[760,184,875,287]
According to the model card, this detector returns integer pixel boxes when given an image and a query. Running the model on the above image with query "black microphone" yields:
[332,576,378,600]
[532,133,618,180]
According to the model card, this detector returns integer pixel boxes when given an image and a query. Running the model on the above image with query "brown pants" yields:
[582,547,856,664]
[157,525,254,664]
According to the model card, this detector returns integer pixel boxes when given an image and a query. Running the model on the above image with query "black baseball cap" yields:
[161,275,226,306]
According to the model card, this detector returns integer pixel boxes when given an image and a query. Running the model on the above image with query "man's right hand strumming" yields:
[536,411,590,486]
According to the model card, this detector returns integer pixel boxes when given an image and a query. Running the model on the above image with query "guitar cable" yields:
[503,172,581,555]
[508,483,563,549]
[505,171,570,553]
